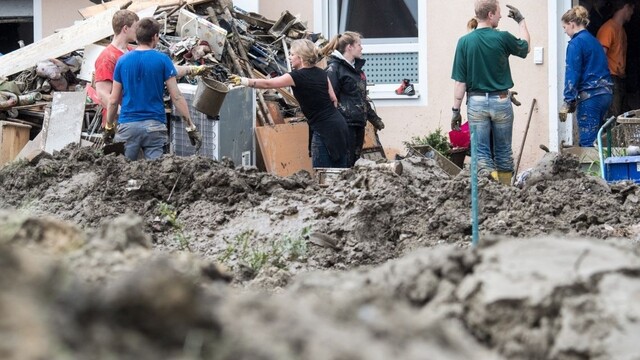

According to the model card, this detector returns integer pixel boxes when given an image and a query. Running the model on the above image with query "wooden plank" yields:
[0,121,32,166]
[255,122,313,177]
[0,7,119,78]
[78,0,212,19]
[43,91,87,154]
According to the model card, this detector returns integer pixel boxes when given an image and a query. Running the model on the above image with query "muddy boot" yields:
[497,171,513,185]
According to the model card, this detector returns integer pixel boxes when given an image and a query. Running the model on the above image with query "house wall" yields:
[36,0,554,170]
[259,0,552,170]
[41,0,96,37]
[259,0,315,30]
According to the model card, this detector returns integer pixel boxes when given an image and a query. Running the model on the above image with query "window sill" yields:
[369,90,421,100]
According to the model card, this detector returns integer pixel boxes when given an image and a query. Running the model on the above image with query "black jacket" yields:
[326,54,372,128]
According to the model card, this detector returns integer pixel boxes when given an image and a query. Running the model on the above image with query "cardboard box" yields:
[0,121,31,166]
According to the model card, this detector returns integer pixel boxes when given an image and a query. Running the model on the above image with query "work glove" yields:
[451,108,462,131]
[509,91,522,106]
[229,74,250,86]
[103,122,116,144]
[558,101,576,122]
[369,116,385,130]
[507,4,525,23]
[189,65,208,76]
[186,125,203,152]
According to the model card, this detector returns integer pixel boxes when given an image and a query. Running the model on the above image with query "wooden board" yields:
[255,122,312,177]
[0,7,119,78]
[78,0,212,19]
[43,91,87,154]
[0,121,32,166]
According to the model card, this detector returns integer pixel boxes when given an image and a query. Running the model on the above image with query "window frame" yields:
[314,0,427,103]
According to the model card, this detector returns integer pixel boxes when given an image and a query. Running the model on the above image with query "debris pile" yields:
[0,0,325,168]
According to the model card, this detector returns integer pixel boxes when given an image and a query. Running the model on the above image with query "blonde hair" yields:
[112,9,138,35]
[290,39,321,66]
[561,5,590,27]
[321,31,362,57]
[467,18,478,31]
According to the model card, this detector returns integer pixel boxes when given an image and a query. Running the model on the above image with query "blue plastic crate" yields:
[604,155,640,183]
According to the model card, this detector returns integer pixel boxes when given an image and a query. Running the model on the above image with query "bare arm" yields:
[453,81,467,110]
[95,80,113,108]
[166,76,195,128]
[105,81,122,126]
[249,74,295,89]
[519,19,531,53]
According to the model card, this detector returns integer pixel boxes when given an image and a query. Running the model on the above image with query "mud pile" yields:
[2,148,640,359]
[2,147,640,283]
[2,213,639,359]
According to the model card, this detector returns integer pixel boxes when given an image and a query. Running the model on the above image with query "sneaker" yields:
[395,79,415,96]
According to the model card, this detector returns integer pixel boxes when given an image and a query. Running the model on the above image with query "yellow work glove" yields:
[103,122,117,144]
[189,65,208,76]
[229,74,250,86]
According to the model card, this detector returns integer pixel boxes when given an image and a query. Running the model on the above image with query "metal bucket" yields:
[193,77,229,117]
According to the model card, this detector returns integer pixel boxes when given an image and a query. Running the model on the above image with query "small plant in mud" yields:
[403,127,452,159]
[157,202,190,250]
[220,227,310,274]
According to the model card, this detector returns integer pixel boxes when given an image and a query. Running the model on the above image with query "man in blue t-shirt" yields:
[105,17,201,160]
[451,0,530,185]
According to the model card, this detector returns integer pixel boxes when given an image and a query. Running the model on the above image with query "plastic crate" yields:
[604,155,640,183]
[614,110,640,147]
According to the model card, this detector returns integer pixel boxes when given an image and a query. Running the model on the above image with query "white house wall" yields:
[35,0,560,170]
[260,0,553,169]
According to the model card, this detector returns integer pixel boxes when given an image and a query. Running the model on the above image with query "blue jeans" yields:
[576,93,613,147]
[312,132,348,168]
[114,120,167,161]
[467,94,514,173]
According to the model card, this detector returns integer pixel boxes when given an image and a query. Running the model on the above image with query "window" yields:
[318,0,424,99]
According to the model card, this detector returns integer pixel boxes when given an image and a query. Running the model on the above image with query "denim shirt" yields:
[564,29,613,103]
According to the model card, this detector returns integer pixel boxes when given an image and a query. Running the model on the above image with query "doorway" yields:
[578,0,640,111]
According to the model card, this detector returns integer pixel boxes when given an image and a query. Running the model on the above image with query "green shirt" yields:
[451,27,529,92]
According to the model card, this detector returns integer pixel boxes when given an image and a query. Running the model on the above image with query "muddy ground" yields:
[1,146,640,359]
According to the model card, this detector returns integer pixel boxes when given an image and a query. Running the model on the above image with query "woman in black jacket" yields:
[323,32,384,166]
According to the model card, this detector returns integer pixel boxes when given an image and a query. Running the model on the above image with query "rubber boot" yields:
[497,171,513,185]
[490,171,499,181]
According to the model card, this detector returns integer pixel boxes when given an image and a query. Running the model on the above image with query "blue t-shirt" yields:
[563,29,612,103]
[113,49,177,124]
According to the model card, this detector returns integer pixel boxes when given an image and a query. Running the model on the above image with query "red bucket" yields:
[449,122,470,149]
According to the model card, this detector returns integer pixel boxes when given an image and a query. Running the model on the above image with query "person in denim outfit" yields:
[560,6,613,147]
[105,17,201,161]
[451,0,530,185]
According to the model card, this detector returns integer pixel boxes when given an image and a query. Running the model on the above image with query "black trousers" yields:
[348,125,365,167]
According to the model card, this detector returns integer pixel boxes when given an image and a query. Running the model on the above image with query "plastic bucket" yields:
[193,77,229,117]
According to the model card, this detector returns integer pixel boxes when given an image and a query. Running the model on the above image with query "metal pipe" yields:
[471,124,479,247]
[513,98,537,184]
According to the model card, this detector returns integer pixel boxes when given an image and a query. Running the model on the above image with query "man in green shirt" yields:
[451,0,530,184]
